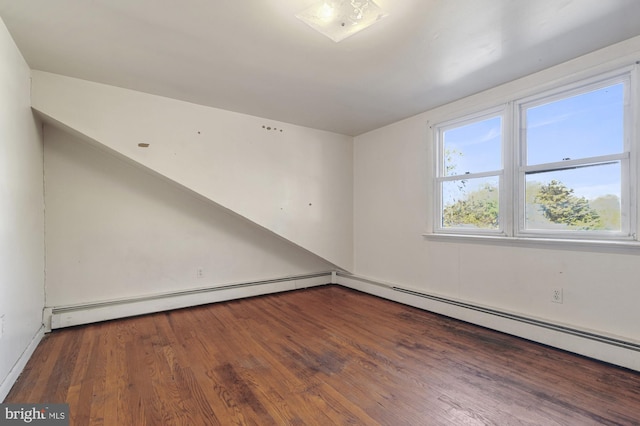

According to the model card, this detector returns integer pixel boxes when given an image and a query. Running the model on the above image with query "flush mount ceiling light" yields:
[296,0,388,42]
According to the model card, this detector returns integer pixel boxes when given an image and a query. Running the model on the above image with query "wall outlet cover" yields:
[552,288,563,304]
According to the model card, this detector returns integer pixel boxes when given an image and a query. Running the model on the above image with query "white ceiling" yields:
[2,0,640,136]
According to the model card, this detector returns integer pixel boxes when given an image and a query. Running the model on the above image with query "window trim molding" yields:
[431,64,639,244]
[422,232,640,254]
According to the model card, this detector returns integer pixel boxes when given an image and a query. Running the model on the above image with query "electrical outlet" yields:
[552,288,563,304]
[197,267,204,279]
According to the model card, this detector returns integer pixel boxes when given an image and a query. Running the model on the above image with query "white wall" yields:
[31,72,354,271]
[44,125,334,307]
[354,36,640,347]
[0,18,45,399]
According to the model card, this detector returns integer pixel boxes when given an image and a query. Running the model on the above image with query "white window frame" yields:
[433,65,638,243]
[515,69,635,240]
[434,106,507,236]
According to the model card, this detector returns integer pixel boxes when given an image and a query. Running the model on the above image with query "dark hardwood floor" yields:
[5,285,640,425]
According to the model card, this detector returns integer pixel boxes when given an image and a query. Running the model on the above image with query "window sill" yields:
[422,232,640,254]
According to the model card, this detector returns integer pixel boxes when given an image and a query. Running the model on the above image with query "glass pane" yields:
[524,162,621,231]
[443,116,501,176]
[442,176,500,229]
[526,83,624,165]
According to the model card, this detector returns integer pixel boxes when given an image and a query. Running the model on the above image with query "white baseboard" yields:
[337,273,640,372]
[0,325,45,402]
[47,272,331,330]
[36,270,639,382]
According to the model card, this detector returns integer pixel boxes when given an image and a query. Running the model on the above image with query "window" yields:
[434,67,636,242]
[436,110,505,233]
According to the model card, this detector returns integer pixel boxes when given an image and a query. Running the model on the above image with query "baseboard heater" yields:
[48,271,332,329]
[392,286,640,353]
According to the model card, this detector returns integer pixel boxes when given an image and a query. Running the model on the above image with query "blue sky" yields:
[443,83,624,201]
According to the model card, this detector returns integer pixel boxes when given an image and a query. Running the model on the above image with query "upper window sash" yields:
[517,73,631,167]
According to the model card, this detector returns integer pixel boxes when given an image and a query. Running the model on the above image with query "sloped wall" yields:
[32,71,353,271]
[44,125,335,308]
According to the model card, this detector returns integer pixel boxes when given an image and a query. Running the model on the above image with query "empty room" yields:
[1,0,640,424]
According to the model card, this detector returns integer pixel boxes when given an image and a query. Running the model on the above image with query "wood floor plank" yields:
[4,285,640,425]
[18,329,70,402]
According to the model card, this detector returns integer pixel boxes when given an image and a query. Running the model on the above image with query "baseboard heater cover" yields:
[336,272,640,371]
[392,286,640,353]
[48,271,332,329]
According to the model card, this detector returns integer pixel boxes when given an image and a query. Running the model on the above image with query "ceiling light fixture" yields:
[296,0,388,42]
